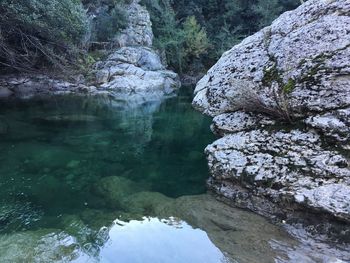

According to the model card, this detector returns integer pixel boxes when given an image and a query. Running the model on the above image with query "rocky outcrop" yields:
[0,75,102,99]
[193,0,350,223]
[93,0,180,101]
[94,46,179,95]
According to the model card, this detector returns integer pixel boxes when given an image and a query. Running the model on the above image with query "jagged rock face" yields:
[206,128,350,222]
[115,0,153,47]
[0,75,112,99]
[305,108,350,149]
[193,0,350,223]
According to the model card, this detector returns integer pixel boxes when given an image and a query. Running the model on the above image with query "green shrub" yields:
[182,16,209,60]
[92,6,128,42]
[141,0,185,72]
[0,0,89,72]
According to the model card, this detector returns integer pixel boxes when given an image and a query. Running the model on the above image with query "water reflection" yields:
[96,217,229,263]
[0,92,349,262]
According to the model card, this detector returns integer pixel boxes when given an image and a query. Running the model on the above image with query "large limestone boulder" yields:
[94,0,180,99]
[94,46,180,94]
[193,0,350,117]
[193,0,350,223]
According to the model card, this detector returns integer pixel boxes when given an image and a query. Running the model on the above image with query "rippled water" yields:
[0,90,348,262]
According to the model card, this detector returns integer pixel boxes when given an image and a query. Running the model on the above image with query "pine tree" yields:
[183,16,209,59]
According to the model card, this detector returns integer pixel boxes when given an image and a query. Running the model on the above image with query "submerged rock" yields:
[92,176,140,209]
[0,118,8,135]
[193,0,350,226]
[123,191,173,215]
[34,114,100,123]
[0,87,13,98]
[161,194,350,263]
[0,201,42,232]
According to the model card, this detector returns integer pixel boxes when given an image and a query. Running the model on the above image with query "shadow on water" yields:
[0,89,349,262]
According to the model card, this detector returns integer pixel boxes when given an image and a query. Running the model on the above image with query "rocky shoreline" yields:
[193,0,350,229]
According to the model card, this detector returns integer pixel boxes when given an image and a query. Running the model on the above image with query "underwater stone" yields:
[123,191,173,215]
[92,176,139,209]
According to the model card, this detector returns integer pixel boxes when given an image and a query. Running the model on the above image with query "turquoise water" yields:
[0,91,213,230]
[1,90,346,262]
[0,91,237,262]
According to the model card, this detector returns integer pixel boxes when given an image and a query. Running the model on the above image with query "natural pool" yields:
[0,90,348,262]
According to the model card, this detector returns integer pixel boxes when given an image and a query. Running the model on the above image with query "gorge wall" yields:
[193,0,350,223]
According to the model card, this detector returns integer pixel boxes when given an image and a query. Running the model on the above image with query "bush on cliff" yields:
[92,6,128,42]
[0,0,89,72]
[82,0,129,42]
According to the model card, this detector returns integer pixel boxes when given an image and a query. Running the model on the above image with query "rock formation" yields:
[94,0,180,99]
[193,0,350,223]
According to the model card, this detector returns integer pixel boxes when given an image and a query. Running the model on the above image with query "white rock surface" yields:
[205,129,350,221]
[94,0,180,100]
[193,0,350,117]
[211,111,276,136]
[95,46,179,94]
[193,0,350,222]
[305,107,350,148]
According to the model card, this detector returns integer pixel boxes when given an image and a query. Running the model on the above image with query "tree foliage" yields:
[183,16,209,60]
[141,0,209,73]
[92,6,128,42]
[142,0,301,73]
[0,0,129,73]
[0,0,89,72]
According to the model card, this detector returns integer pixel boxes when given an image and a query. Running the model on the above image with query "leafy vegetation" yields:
[0,0,89,72]
[0,0,302,74]
[141,0,301,73]
[0,0,128,73]
[92,6,128,42]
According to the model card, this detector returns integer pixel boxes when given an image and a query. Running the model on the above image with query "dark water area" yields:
[0,89,348,262]
[0,90,213,227]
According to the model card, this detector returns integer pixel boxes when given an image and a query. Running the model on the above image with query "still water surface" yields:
[0,91,346,262]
